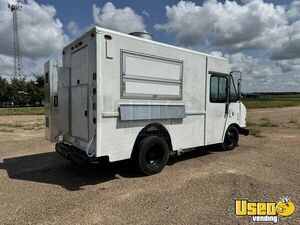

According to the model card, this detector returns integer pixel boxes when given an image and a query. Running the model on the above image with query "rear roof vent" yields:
[129,32,153,40]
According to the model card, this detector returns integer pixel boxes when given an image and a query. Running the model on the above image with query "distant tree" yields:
[0,76,9,104]
[27,75,44,106]
[34,75,45,106]
[10,77,29,106]
[26,80,37,106]
[35,75,44,87]
[0,75,45,107]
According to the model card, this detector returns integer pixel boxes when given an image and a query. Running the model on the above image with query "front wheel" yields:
[136,136,170,175]
[222,126,239,150]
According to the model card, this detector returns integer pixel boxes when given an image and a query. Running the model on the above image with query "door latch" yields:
[54,95,58,107]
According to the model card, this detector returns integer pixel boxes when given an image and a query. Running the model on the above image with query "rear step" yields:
[55,142,97,166]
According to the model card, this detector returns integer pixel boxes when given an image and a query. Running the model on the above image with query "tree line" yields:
[0,76,44,107]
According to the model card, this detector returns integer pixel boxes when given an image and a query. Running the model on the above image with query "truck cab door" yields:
[205,74,229,145]
[225,72,242,128]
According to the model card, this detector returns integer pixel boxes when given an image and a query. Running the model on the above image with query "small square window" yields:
[210,75,228,103]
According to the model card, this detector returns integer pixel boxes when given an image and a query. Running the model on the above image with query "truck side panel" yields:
[58,27,234,162]
[97,31,209,161]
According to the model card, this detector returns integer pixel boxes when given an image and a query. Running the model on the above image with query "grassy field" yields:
[246,117,279,137]
[242,94,300,109]
[0,107,44,116]
[0,120,44,132]
[0,94,299,115]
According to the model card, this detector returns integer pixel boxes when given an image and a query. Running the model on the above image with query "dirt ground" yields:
[0,107,299,225]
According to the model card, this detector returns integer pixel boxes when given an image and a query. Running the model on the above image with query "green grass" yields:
[289,118,298,124]
[242,94,300,109]
[248,127,264,138]
[0,127,14,132]
[0,107,44,115]
[259,118,278,127]
[0,120,44,132]
[246,117,279,137]
[245,121,263,137]
[243,100,300,109]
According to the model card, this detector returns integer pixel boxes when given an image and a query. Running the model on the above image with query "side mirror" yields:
[237,78,242,99]
[230,71,242,100]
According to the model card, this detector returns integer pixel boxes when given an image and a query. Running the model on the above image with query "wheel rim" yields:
[145,144,164,168]
[225,130,237,148]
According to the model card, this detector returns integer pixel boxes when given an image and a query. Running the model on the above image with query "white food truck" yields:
[45,27,249,175]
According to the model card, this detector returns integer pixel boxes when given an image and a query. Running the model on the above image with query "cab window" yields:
[210,75,228,103]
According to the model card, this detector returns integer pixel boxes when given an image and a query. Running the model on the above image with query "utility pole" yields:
[8,2,23,78]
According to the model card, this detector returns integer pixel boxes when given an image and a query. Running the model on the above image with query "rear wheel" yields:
[136,136,169,175]
[222,126,239,150]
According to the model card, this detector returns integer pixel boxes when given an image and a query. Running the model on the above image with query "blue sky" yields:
[0,0,299,92]
[38,0,292,45]
[37,0,186,44]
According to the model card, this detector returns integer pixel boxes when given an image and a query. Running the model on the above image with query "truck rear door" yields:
[44,60,59,142]
[70,45,89,142]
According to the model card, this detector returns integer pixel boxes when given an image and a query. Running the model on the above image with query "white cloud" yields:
[155,1,286,47]
[0,0,68,77]
[241,73,300,92]
[155,0,300,60]
[93,2,146,33]
[287,0,300,20]
[228,53,281,78]
[0,53,56,79]
[0,55,14,74]
[275,58,300,73]
[210,51,223,57]
[269,20,300,60]
[67,20,81,37]
[0,0,68,58]
[67,20,92,38]
[227,53,300,92]
[156,0,300,92]
[142,10,149,18]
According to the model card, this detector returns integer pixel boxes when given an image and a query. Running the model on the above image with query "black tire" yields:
[136,136,170,175]
[222,126,239,150]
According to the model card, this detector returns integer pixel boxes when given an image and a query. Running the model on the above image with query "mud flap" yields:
[238,127,250,136]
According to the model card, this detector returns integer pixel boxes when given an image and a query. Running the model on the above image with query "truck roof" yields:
[64,26,227,61]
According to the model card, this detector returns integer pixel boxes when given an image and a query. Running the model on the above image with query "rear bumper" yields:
[55,142,97,166]
[238,127,249,136]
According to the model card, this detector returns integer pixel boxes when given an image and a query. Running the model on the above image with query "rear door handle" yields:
[85,110,87,117]
[54,95,58,107]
